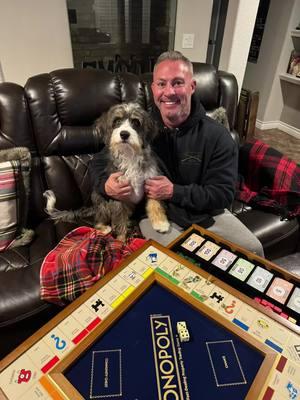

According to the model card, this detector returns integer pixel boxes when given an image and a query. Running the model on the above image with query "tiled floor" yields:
[253,128,300,164]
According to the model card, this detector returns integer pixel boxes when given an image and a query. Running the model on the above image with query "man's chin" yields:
[162,110,179,122]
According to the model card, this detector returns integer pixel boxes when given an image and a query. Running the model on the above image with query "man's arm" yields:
[145,136,238,211]
[145,176,173,200]
[89,150,133,201]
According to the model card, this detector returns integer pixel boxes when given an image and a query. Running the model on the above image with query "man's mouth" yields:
[161,99,180,106]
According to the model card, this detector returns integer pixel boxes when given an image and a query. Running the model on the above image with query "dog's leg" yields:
[110,202,133,242]
[94,223,112,235]
[93,197,113,235]
[146,199,170,233]
[93,203,112,234]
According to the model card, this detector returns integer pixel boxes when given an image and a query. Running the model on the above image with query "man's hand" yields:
[145,176,173,200]
[105,172,133,201]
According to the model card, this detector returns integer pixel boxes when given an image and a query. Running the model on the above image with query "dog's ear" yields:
[94,111,109,145]
[142,109,158,142]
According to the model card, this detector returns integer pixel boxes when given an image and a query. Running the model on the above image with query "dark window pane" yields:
[67,0,177,72]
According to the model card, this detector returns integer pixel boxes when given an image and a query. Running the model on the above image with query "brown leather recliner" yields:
[0,64,298,358]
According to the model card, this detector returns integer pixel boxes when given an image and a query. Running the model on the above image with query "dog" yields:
[44,103,170,240]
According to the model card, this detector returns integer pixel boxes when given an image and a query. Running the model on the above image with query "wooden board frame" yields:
[44,243,276,400]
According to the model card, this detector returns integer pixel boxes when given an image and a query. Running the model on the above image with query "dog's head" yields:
[95,103,156,154]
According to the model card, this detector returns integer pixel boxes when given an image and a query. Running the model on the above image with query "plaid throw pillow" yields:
[0,147,34,251]
[237,140,300,219]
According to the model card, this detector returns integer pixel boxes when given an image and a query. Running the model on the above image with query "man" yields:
[90,51,264,256]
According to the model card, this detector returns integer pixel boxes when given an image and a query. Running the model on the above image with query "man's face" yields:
[151,60,196,128]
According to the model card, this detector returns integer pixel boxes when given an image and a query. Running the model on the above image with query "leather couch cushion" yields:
[233,201,299,260]
[0,220,58,326]
[273,253,300,276]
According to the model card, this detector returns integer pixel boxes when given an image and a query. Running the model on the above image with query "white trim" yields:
[256,120,279,130]
[256,119,300,139]
[0,61,4,83]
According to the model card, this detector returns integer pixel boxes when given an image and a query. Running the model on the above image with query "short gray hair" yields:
[154,51,193,74]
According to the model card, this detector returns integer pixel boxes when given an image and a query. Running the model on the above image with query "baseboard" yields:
[256,119,300,139]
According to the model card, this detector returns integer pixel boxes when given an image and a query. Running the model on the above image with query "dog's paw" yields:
[43,190,57,210]
[116,234,126,242]
[94,224,112,235]
[152,220,170,233]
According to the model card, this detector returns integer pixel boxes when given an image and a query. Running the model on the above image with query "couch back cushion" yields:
[24,69,147,209]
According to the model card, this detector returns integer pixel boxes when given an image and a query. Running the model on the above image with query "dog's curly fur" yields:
[44,103,170,240]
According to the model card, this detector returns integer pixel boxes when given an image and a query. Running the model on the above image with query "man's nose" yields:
[163,83,176,95]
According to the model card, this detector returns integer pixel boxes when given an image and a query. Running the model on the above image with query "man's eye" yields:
[157,82,166,88]
[131,118,141,129]
[173,81,184,87]
[112,118,122,128]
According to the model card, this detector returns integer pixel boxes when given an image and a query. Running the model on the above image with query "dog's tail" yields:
[43,190,95,224]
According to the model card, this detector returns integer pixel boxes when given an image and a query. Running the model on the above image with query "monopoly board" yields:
[0,230,299,400]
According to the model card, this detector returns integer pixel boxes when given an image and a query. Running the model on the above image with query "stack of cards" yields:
[175,230,300,325]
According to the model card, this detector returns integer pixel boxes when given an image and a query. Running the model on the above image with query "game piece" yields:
[176,321,190,342]
[196,241,220,261]
[287,287,300,313]
[266,278,294,304]
[247,266,274,292]
[212,249,237,271]
[181,233,205,251]
[176,321,187,331]
[179,328,190,343]
[228,258,255,281]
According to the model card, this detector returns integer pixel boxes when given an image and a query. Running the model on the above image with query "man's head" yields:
[151,51,196,128]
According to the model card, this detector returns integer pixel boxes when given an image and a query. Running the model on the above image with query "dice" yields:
[176,321,190,343]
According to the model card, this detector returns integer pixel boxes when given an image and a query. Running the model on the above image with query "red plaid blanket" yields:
[236,140,300,219]
[40,226,146,306]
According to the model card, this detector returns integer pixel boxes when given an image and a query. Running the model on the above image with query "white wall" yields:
[243,0,300,135]
[219,0,260,95]
[0,0,73,86]
[174,0,213,62]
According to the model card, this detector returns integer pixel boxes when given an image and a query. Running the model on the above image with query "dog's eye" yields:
[131,118,141,129]
[112,118,122,128]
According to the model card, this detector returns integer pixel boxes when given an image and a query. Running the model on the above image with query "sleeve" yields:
[171,133,238,212]
[88,148,110,196]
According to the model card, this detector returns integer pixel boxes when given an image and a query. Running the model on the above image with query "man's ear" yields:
[151,81,155,94]
[191,79,196,94]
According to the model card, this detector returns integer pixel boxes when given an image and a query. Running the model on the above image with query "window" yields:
[67,0,177,73]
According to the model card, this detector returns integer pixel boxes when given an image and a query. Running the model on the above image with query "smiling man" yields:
[151,56,196,128]
[140,51,264,256]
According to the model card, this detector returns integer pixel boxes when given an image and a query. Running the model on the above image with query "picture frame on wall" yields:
[287,49,300,78]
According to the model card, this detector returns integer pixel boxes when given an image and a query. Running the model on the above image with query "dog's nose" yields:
[120,131,130,141]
